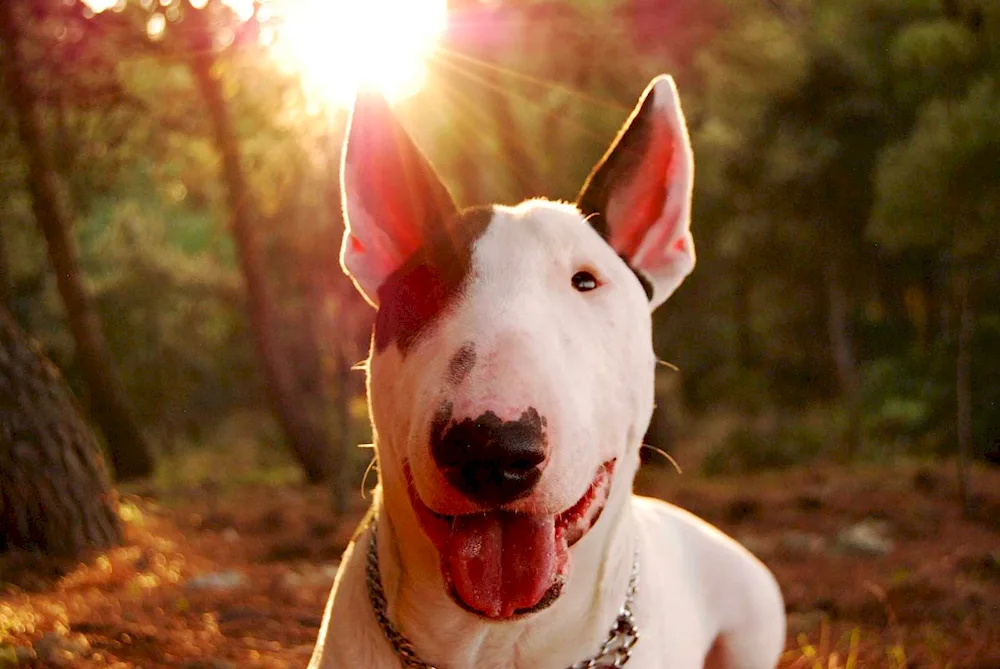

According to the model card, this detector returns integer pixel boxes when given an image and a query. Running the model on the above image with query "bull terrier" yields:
[308,75,786,669]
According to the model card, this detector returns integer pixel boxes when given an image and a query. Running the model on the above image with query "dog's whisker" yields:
[641,444,682,474]
[657,359,680,372]
[357,443,374,449]
[351,359,369,372]
[360,455,378,499]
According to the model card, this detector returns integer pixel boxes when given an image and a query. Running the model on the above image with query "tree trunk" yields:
[824,260,862,458]
[0,308,122,556]
[734,262,754,368]
[0,0,153,481]
[0,224,12,311]
[184,4,333,483]
[954,269,973,515]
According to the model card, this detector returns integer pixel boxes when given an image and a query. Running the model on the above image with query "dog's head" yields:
[340,76,694,620]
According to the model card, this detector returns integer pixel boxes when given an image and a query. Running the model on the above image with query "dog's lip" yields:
[405,458,616,552]
[403,458,617,522]
[554,459,615,545]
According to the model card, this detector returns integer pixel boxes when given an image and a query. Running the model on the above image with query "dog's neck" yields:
[370,472,640,669]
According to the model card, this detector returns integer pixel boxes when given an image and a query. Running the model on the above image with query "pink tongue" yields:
[445,512,559,619]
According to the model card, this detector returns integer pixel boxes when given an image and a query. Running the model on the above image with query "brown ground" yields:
[1,463,998,669]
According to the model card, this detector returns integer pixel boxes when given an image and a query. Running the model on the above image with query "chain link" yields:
[366,522,437,668]
[365,520,640,669]
[567,551,640,669]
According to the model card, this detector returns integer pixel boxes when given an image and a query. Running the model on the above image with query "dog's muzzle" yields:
[405,458,616,620]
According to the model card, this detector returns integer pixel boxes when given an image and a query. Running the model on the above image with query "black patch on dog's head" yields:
[374,206,494,355]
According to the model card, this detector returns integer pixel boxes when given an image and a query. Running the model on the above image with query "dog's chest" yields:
[627,605,716,669]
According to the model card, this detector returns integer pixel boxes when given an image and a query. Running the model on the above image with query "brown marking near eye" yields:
[373,206,495,355]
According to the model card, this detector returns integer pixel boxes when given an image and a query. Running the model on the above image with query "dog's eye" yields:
[572,270,599,292]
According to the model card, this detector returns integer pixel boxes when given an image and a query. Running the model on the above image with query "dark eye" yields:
[572,270,599,292]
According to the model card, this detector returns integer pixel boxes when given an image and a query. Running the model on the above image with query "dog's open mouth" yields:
[405,459,615,620]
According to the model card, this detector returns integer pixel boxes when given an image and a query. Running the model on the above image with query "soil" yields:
[1,463,998,668]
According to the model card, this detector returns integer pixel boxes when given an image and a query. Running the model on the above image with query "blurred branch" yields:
[0,223,12,311]
[33,85,149,112]
[763,0,810,28]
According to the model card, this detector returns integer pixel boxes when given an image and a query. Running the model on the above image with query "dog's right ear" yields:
[340,89,459,307]
[576,75,695,310]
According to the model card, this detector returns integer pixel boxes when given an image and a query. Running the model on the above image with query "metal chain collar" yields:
[365,521,640,669]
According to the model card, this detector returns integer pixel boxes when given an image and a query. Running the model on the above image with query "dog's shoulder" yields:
[631,495,769,588]
[632,494,781,604]
[631,495,785,669]
[308,533,398,669]
[632,495,738,549]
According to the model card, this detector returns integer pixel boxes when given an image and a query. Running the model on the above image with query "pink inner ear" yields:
[374,168,427,261]
[608,125,680,260]
[346,121,447,276]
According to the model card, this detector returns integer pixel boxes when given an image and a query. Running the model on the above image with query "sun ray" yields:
[430,77,515,199]
[429,50,625,149]
[427,58,548,194]
[431,47,631,113]
[431,77,522,178]
[428,51,635,198]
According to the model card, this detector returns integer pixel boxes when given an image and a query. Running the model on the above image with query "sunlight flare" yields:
[273,0,448,108]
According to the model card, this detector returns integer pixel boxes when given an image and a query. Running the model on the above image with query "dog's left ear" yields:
[340,88,459,307]
[576,75,695,310]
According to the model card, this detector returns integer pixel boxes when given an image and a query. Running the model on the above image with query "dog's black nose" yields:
[431,407,546,507]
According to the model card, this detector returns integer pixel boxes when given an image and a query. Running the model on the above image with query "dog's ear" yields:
[340,89,459,307]
[576,75,695,310]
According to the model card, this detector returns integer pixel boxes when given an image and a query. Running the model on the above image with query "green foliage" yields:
[871,76,1000,256]
[859,352,951,453]
[680,0,999,467]
[3,0,999,478]
[85,205,260,438]
[701,417,829,476]
[890,20,977,88]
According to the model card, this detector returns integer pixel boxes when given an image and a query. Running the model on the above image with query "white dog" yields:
[308,75,786,669]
